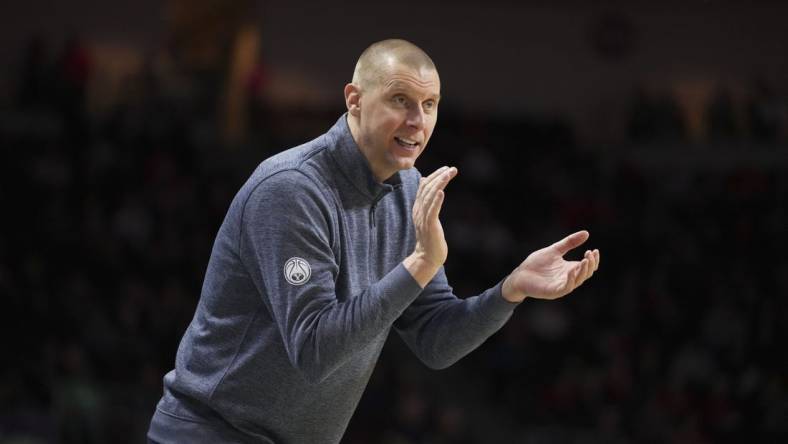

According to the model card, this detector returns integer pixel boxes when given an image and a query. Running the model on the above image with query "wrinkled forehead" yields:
[378,62,441,96]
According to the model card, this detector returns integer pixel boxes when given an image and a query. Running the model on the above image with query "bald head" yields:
[352,39,437,91]
[344,39,441,181]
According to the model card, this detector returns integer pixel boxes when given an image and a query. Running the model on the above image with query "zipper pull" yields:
[370,203,376,227]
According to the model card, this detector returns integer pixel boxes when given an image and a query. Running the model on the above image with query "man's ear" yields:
[344,83,362,117]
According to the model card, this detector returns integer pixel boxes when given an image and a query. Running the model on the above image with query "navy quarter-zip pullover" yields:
[147,114,519,443]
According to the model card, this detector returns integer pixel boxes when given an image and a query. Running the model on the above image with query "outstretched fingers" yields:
[574,250,599,286]
[573,258,590,288]
[417,167,449,201]
[422,167,456,222]
[552,230,590,256]
[415,167,448,220]
[426,167,456,197]
[426,189,445,222]
[585,249,599,277]
[560,248,601,296]
[564,262,581,293]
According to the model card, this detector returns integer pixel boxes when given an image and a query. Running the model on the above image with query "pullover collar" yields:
[326,114,403,202]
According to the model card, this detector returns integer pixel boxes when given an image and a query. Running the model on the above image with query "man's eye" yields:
[424,100,435,109]
[394,96,407,105]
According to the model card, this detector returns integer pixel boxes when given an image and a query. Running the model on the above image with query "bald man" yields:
[147,39,599,444]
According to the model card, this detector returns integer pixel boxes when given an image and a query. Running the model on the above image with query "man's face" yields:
[355,63,440,181]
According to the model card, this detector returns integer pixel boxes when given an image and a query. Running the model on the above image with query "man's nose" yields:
[406,107,425,130]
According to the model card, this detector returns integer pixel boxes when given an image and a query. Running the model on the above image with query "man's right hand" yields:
[404,166,458,288]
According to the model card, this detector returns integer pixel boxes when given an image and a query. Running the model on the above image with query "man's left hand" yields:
[501,230,600,303]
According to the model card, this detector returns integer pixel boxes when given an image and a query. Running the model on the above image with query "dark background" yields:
[2,1,787,443]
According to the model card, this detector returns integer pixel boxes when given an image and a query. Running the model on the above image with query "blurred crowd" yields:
[1,36,787,444]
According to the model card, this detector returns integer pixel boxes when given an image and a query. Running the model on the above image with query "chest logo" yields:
[284,257,311,285]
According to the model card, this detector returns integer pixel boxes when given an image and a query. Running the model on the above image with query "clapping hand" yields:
[404,166,458,287]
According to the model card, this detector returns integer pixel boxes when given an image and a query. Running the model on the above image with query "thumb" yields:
[552,230,589,256]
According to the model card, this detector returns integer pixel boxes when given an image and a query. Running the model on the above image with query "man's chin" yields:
[389,148,421,168]
[390,156,417,171]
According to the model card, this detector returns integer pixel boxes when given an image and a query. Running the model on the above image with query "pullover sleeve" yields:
[239,170,423,384]
[394,267,520,369]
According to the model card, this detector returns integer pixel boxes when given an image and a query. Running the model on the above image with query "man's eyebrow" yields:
[387,82,441,101]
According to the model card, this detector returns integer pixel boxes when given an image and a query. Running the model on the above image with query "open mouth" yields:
[394,137,420,150]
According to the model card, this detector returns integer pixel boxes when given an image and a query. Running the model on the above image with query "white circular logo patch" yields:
[284,257,311,285]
